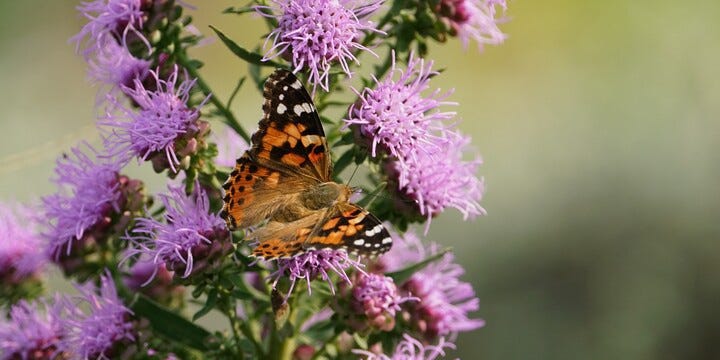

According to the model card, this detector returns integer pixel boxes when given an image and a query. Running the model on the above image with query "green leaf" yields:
[210,26,283,68]
[231,289,254,299]
[353,332,368,349]
[131,295,212,351]
[193,288,218,321]
[223,6,256,15]
[385,248,451,284]
[332,148,355,175]
[227,76,246,109]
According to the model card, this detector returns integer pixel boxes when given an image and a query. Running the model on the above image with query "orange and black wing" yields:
[250,69,331,181]
[221,153,307,229]
[304,203,393,257]
[221,69,329,229]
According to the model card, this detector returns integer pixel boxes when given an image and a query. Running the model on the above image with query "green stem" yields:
[223,305,245,358]
[176,53,251,143]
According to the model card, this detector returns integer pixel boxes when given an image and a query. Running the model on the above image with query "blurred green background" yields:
[1,1,719,359]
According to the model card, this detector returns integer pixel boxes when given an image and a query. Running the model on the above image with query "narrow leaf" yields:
[386,248,451,284]
[193,288,218,321]
[131,295,212,351]
[210,26,283,68]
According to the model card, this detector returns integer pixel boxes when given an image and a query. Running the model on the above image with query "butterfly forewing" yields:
[252,70,330,181]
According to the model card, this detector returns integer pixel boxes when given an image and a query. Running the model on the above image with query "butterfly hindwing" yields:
[251,69,330,181]
[305,204,393,257]
[221,154,306,229]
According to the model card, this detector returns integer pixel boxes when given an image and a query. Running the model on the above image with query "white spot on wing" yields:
[353,239,365,246]
[279,94,284,100]
[365,224,383,237]
[381,237,392,245]
[294,104,305,116]
[277,103,287,114]
[291,80,302,89]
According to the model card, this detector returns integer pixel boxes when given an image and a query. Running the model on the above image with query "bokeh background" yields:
[2,1,719,359]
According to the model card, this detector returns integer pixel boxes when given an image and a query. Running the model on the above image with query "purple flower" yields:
[100,66,208,172]
[42,144,123,259]
[211,124,249,168]
[269,249,364,296]
[436,0,507,49]
[390,132,485,232]
[88,37,150,94]
[351,273,416,331]
[125,182,230,281]
[0,203,46,283]
[345,51,457,161]
[58,272,135,359]
[382,231,484,340]
[258,0,384,92]
[353,334,455,360]
[72,0,146,58]
[0,299,64,360]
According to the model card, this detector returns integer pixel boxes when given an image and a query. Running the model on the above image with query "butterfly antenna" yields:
[345,163,361,187]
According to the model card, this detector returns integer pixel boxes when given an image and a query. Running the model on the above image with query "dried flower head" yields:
[258,0,384,92]
[42,144,123,259]
[58,272,135,359]
[100,66,208,172]
[346,52,456,161]
[125,182,231,281]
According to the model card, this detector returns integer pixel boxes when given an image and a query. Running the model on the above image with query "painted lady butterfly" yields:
[220,69,392,259]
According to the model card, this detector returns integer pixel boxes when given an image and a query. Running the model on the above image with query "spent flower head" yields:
[0,203,46,283]
[58,272,135,359]
[125,182,230,281]
[0,299,64,360]
[269,249,364,296]
[42,144,123,259]
[383,231,484,340]
[100,65,208,173]
[258,0,385,92]
[346,51,457,161]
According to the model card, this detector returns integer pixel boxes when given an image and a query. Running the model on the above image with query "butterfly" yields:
[220,69,392,260]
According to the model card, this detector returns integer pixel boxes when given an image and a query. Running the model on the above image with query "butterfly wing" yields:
[252,69,331,181]
[221,154,308,229]
[251,204,392,259]
[304,203,393,257]
[221,69,330,229]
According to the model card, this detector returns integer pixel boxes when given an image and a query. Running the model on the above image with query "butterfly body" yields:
[221,69,392,259]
